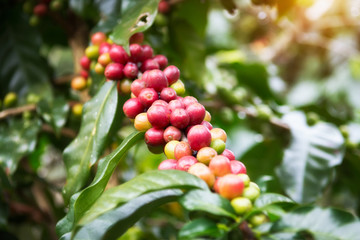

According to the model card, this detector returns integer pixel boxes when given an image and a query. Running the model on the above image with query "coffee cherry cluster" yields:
[121,58,260,217]
[23,0,64,26]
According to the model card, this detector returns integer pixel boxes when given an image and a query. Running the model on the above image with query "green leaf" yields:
[77,170,209,226]
[62,81,120,202]
[255,193,294,209]
[180,189,237,220]
[178,218,224,240]
[73,190,182,240]
[89,69,106,96]
[268,206,360,239]
[276,111,345,203]
[111,0,160,48]
[69,0,100,19]
[0,119,41,174]
[0,7,52,100]
[37,97,69,135]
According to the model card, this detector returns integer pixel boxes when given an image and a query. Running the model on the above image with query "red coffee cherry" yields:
[145,128,165,146]
[230,160,247,174]
[123,62,139,79]
[221,149,235,160]
[129,44,143,62]
[174,141,192,160]
[80,70,89,79]
[170,108,190,129]
[142,69,168,92]
[196,147,217,165]
[158,159,177,170]
[153,55,168,69]
[104,63,124,80]
[91,32,107,46]
[141,45,153,61]
[140,59,160,72]
[201,121,213,130]
[209,155,231,177]
[186,103,206,125]
[129,32,144,44]
[187,125,211,151]
[152,100,168,107]
[33,4,48,16]
[188,163,215,187]
[138,88,159,108]
[99,42,112,55]
[168,99,184,112]
[158,0,170,14]
[176,156,198,171]
[131,79,147,97]
[163,126,182,142]
[216,174,244,200]
[183,96,198,108]
[109,45,129,64]
[147,105,170,129]
[98,52,112,67]
[123,98,144,119]
[163,65,180,85]
[160,87,177,102]
[80,56,91,70]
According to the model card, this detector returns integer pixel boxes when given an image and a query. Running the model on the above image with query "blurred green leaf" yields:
[77,170,208,226]
[62,81,120,202]
[178,218,224,240]
[267,206,360,239]
[56,131,144,237]
[277,111,345,203]
[37,97,69,135]
[0,7,52,100]
[89,69,106,96]
[255,193,294,209]
[0,119,41,174]
[180,189,237,220]
[73,190,182,240]
[69,0,100,19]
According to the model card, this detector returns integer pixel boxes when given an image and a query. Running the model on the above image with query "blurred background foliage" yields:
[1,0,360,239]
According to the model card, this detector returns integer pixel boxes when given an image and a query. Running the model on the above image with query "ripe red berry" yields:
[129,32,144,44]
[174,141,192,160]
[163,65,180,85]
[33,4,47,16]
[158,0,170,14]
[177,156,198,171]
[142,69,168,92]
[91,32,107,46]
[188,163,215,187]
[216,174,244,200]
[163,126,182,142]
[141,45,153,61]
[158,159,177,170]
[230,161,247,174]
[201,121,213,130]
[186,103,206,125]
[131,79,147,97]
[209,155,231,177]
[104,63,124,80]
[129,44,143,62]
[140,59,160,72]
[123,62,139,79]
[170,108,190,129]
[80,56,91,70]
[168,99,184,112]
[147,105,170,129]
[160,87,177,102]
[152,99,168,107]
[183,96,198,108]
[109,45,129,64]
[123,98,144,119]
[153,55,168,69]
[80,70,89,79]
[145,128,165,146]
[187,125,211,151]
[221,149,235,160]
[138,88,159,108]
[99,42,112,55]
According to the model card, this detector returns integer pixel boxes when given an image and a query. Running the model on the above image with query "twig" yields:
[0,104,36,119]
[53,74,76,85]
[239,221,257,240]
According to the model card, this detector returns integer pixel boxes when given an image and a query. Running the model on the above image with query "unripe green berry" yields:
[256,104,272,120]
[50,0,63,11]
[210,139,226,154]
[340,125,349,139]
[231,197,252,215]
[249,213,267,227]
[170,80,185,96]
[164,140,180,159]
[72,103,83,117]
[4,92,17,108]
[85,45,100,60]
[238,174,250,187]
[242,182,260,202]
[26,93,40,104]
[29,15,40,27]
[306,112,320,126]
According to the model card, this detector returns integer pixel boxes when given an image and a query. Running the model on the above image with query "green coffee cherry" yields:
[340,125,349,139]
[72,103,83,117]
[256,104,272,120]
[29,15,40,27]
[170,80,185,96]
[306,112,320,126]
[26,93,40,104]
[210,139,226,154]
[50,0,63,11]
[4,92,17,108]
[85,45,99,60]
[249,213,267,227]
[231,197,252,215]
[238,174,250,187]
[242,182,260,201]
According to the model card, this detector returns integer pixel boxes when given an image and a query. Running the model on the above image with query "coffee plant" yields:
[1,0,360,239]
